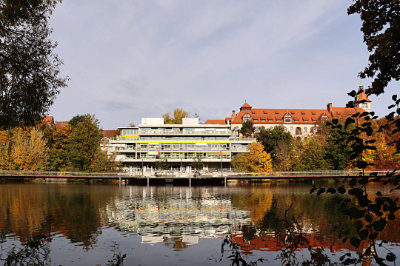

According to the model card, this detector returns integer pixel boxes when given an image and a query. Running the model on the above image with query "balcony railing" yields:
[139,130,231,135]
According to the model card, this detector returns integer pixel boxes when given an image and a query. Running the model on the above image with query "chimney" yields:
[231,110,236,120]
[327,103,332,115]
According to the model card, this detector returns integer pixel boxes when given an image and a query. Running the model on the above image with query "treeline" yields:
[0,114,117,172]
[233,118,400,172]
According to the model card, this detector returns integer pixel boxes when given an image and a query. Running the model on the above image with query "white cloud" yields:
[49,0,387,129]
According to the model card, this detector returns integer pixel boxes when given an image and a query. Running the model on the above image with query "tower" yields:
[354,82,372,113]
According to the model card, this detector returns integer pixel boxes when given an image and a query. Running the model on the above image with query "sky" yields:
[49,0,399,129]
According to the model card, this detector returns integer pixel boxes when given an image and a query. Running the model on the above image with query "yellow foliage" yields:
[0,130,12,169]
[11,127,48,171]
[163,108,188,124]
[232,142,272,172]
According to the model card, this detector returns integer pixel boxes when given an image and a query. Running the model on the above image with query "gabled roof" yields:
[355,90,372,103]
[240,101,252,111]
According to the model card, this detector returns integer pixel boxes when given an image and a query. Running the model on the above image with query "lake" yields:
[0,182,399,265]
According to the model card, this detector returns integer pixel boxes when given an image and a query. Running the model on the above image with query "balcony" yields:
[139,129,231,136]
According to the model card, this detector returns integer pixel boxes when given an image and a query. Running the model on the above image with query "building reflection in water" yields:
[106,186,253,247]
[0,183,399,261]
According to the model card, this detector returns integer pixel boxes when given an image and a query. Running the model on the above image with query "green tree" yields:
[240,120,255,137]
[256,126,293,155]
[323,124,352,170]
[66,115,103,171]
[297,137,327,171]
[348,1,400,96]
[69,115,87,128]
[0,0,67,127]
[191,155,204,170]
[163,108,188,124]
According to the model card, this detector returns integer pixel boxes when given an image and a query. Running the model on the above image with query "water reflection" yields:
[0,183,399,264]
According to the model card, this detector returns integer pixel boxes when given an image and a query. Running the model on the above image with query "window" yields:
[276,119,281,122]
[304,127,308,133]
[264,112,268,115]
[304,119,308,122]
[290,126,293,132]
[261,119,266,122]
[243,113,251,122]
[301,112,305,115]
[294,119,299,122]
[268,119,273,122]
[284,115,292,123]
[254,119,258,122]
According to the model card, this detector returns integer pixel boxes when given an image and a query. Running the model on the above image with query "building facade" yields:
[103,117,255,172]
[204,84,371,139]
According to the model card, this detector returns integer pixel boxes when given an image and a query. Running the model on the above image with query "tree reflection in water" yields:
[0,183,399,265]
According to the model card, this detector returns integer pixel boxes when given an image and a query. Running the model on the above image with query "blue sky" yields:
[49,0,399,129]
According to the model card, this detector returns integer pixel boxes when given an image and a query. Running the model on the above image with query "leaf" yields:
[350,237,360,248]
[338,186,346,194]
[393,95,398,101]
[359,229,368,240]
[386,253,396,262]
[327,187,336,194]
[348,90,357,97]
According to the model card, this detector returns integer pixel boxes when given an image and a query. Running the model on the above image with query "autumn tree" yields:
[256,126,293,169]
[0,0,67,127]
[163,108,188,124]
[0,130,11,169]
[46,123,73,171]
[240,120,255,137]
[231,142,272,172]
[10,127,48,171]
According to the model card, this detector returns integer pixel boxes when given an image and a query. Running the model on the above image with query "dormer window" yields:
[254,119,258,122]
[261,119,266,122]
[243,113,251,122]
[321,113,328,122]
[301,112,305,115]
[268,119,273,122]
[284,113,292,123]
[264,112,268,115]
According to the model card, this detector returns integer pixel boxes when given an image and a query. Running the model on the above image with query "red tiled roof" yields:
[355,90,372,103]
[203,120,227,125]
[42,116,54,125]
[55,121,68,128]
[241,102,252,108]
[101,130,119,138]
[231,108,330,124]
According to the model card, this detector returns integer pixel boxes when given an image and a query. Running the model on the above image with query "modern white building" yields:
[103,117,255,171]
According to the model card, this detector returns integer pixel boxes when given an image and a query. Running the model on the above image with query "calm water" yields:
[0,182,399,265]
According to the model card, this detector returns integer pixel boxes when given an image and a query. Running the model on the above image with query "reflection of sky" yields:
[106,186,252,245]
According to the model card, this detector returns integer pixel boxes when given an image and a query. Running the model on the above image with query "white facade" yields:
[104,117,255,170]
